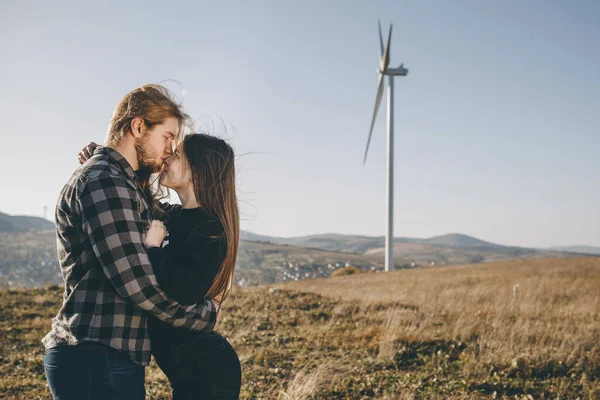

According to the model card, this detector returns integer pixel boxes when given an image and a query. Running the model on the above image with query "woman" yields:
[79,133,241,399]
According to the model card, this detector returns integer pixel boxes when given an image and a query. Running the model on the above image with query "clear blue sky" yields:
[1,0,598,248]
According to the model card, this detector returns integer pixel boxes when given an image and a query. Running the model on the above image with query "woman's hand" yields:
[144,220,167,248]
[78,142,99,164]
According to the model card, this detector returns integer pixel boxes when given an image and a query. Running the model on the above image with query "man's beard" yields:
[134,137,162,174]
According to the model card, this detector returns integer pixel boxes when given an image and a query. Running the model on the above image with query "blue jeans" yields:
[152,332,241,399]
[43,342,145,400]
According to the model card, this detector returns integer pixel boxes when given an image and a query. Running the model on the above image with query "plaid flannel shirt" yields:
[42,147,218,365]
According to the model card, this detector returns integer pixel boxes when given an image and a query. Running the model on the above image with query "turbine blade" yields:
[363,72,385,165]
[383,24,393,70]
[378,20,384,57]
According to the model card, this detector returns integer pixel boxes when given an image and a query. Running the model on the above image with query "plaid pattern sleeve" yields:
[79,172,218,329]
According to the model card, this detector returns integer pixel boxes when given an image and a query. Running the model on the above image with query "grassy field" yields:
[1,257,598,399]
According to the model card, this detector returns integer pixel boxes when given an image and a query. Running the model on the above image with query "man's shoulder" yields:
[81,155,124,181]
[67,156,130,197]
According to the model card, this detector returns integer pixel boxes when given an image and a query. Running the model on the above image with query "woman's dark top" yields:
[146,205,226,346]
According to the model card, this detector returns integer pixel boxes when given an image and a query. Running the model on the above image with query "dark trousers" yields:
[152,332,241,399]
[43,342,145,400]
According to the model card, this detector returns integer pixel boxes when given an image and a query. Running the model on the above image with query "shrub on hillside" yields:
[331,266,363,277]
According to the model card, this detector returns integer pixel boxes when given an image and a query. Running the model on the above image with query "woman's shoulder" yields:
[158,202,182,224]
[186,214,225,244]
[193,215,225,237]
[158,201,182,214]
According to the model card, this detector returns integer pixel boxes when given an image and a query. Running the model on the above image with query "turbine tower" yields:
[363,21,408,272]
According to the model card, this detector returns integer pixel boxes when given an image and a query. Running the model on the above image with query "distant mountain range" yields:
[547,245,600,255]
[1,211,597,289]
[240,232,497,252]
[2,211,599,256]
[241,231,600,257]
[0,212,54,232]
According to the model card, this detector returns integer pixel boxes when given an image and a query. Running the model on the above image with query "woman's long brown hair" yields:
[180,133,240,304]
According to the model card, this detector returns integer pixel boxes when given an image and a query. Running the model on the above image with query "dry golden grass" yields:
[1,257,598,399]
[280,257,600,398]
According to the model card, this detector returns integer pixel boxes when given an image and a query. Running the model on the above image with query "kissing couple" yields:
[42,84,242,399]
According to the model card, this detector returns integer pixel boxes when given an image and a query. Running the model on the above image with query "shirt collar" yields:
[95,146,138,182]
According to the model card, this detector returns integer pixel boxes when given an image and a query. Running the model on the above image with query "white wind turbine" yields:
[363,21,409,272]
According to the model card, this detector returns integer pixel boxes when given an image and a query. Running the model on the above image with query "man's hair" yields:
[105,84,190,147]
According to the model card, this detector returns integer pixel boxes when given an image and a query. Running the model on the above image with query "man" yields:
[42,84,219,400]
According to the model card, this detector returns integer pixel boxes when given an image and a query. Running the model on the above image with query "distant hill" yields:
[0,212,54,232]
[236,232,507,253]
[240,232,394,253]
[235,231,581,258]
[237,231,589,268]
[0,211,593,289]
[4,211,594,258]
[0,230,386,289]
[421,233,497,248]
[361,241,575,265]
[0,218,19,232]
[548,245,600,255]
[267,233,392,254]
[239,230,279,243]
